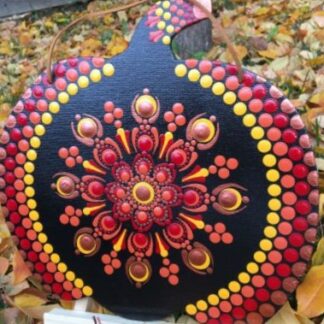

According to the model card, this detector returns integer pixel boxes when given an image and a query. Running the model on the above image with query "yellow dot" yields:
[29,210,39,221]
[82,286,93,296]
[247,262,259,274]
[223,91,237,105]
[162,36,171,45]
[33,222,43,232]
[268,184,282,197]
[155,8,163,16]
[251,126,264,140]
[228,281,241,292]
[66,271,75,281]
[218,288,230,299]
[49,102,60,114]
[78,76,89,88]
[44,243,53,254]
[243,114,256,127]
[264,226,277,238]
[258,140,272,153]
[263,154,277,167]
[24,162,35,173]
[74,278,84,289]
[268,198,281,211]
[42,112,53,125]
[58,262,67,273]
[25,186,35,197]
[24,174,34,185]
[196,300,208,311]
[175,64,187,77]
[103,63,115,77]
[233,102,247,116]
[188,69,200,82]
[163,12,171,20]
[208,294,219,306]
[266,169,280,182]
[254,251,266,263]
[238,272,250,284]
[200,75,213,88]
[27,199,37,209]
[267,212,280,225]
[162,1,170,9]
[27,149,37,161]
[260,239,273,251]
[51,253,60,264]
[38,233,47,244]
[212,82,225,96]
[30,137,41,149]
[186,304,197,315]
[58,92,69,104]
[35,125,46,136]
[166,25,174,34]
[90,69,102,83]
[67,84,78,96]
[157,21,166,30]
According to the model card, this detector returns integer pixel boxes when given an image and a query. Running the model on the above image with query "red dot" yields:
[243,299,258,311]
[266,276,281,290]
[226,64,238,75]
[6,143,18,156]
[15,226,26,238]
[276,264,291,277]
[24,99,36,112]
[293,217,308,232]
[17,113,28,126]
[219,314,233,324]
[273,113,289,128]
[7,199,17,211]
[52,283,63,294]
[170,149,185,165]
[68,58,78,67]
[43,272,54,284]
[10,212,21,224]
[102,149,117,165]
[5,186,16,198]
[294,182,310,196]
[264,99,278,113]
[184,190,198,206]
[282,129,298,144]
[295,200,311,215]
[255,288,270,302]
[134,233,148,247]
[35,262,46,273]
[232,307,246,320]
[10,128,22,142]
[61,291,72,300]
[288,147,304,161]
[102,216,116,230]
[289,233,305,247]
[27,251,38,262]
[293,164,309,179]
[138,135,153,152]
[284,248,299,263]
[253,85,267,99]
[54,64,66,77]
[89,181,104,197]
[20,238,31,250]
[4,172,15,184]
[4,157,16,170]
[243,73,255,86]
[32,86,43,98]
[167,223,182,237]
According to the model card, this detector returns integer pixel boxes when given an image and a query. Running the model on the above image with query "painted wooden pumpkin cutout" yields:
[0,0,319,323]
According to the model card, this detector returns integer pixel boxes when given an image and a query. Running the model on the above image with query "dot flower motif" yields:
[52,88,249,287]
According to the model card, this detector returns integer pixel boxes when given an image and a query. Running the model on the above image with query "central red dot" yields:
[170,149,185,165]
[102,149,117,165]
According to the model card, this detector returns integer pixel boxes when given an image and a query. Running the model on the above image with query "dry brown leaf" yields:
[313,11,324,28]
[12,251,31,285]
[296,264,324,318]
[0,256,9,276]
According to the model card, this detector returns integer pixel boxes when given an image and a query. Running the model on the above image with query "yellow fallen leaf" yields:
[270,56,289,72]
[268,302,313,324]
[312,237,324,266]
[225,45,248,62]
[12,251,32,285]
[14,293,47,308]
[313,11,324,28]
[255,7,270,16]
[258,48,279,59]
[19,32,32,46]
[106,35,128,57]
[296,264,324,318]
[0,41,12,55]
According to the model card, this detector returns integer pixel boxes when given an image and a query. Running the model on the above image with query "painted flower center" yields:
[132,182,155,204]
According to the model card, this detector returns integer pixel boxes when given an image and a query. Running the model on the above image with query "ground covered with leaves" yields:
[0,0,323,323]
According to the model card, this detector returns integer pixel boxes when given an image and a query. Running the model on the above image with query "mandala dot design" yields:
[52,88,247,287]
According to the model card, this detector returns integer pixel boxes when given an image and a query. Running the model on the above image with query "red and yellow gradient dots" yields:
[59,205,83,227]
[208,155,239,180]
[164,103,186,133]
[101,251,122,275]
[103,101,124,129]
[58,146,83,168]
[159,258,180,286]
[204,222,233,245]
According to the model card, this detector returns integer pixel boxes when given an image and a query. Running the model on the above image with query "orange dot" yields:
[215,223,226,233]
[101,254,111,264]
[278,221,292,235]
[104,113,114,124]
[47,262,57,273]
[60,214,69,225]
[69,146,79,157]
[65,206,75,216]
[32,241,42,252]
[72,288,82,299]
[104,265,114,275]
[227,158,239,170]
[281,175,295,188]
[214,155,226,167]
[113,108,124,119]
[63,281,73,291]
[278,158,293,172]
[251,275,265,288]
[54,272,65,283]
[14,179,25,191]
[281,206,295,220]
[14,167,25,178]
[16,153,26,165]
[169,264,179,274]
[26,229,37,240]
[168,123,177,132]
[111,251,117,258]
[18,204,29,216]
[16,192,26,204]
[168,274,179,286]
[282,192,297,205]
[114,120,122,129]
[22,218,32,228]
[163,258,170,266]
[18,140,29,152]
[219,301,232,312]
[209,232,221,244]
[268,251,282,264]
[159,267,169,278]
[218,168,230,179]
[172,103,184,114]
[231,293,243,306]
[241,285,254,298]
[66,157,76,168]
[222,232,233,244]
[75,209,83,217]
[267,127,282,141]
[208,307,220,318]
[175,115,186,126]
[261,263,274,276]
[164,111,175,123]
[273,142,288,156]
[208,165,217,174]
[39,252,49,263]
[58,148,69,159]
[76,156,83,164]
[112,259,121,269]
[70,216,80,227]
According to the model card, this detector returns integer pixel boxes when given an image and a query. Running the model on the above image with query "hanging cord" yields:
[46,0,243,83]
